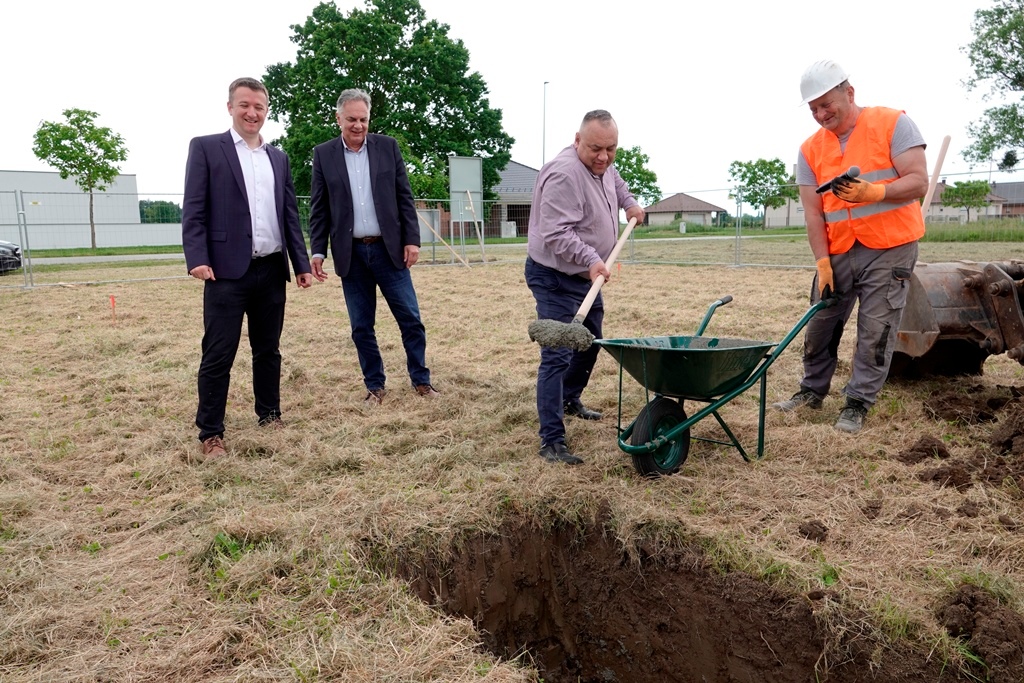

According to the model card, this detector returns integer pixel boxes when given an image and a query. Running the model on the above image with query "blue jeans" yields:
[341,240,430,390]
[525,258,603,447]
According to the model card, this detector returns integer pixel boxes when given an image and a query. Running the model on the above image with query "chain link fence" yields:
[2,188,1023,290]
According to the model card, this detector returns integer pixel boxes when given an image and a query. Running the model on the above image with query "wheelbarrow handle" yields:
[571,217,639,324]
[694,295,734,336]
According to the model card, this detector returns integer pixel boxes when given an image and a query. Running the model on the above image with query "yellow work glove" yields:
[816,257,835,298]
[832,176,886,203]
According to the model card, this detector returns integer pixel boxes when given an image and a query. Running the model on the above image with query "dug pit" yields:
[393,518,1020,682]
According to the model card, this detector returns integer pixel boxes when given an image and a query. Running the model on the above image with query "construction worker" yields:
[772,60,928,433]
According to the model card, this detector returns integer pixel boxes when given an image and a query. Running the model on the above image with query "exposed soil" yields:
[921,383,1020,426]
[914,387,1024,499]
[937,585,1024,683]
[394,518,1021,682]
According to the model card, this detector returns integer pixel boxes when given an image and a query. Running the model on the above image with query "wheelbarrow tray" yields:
[593,297,830,474]
[593,336,774,400]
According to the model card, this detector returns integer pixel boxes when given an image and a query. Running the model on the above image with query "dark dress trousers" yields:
[182,131,310,440]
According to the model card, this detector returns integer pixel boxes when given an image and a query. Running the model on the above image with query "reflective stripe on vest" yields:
[824,197,918,224]
[801,107,925,254]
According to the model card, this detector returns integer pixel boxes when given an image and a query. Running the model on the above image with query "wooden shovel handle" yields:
[571,217,638,324]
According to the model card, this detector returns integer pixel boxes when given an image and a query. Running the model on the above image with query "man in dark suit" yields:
[309,87,437,405]
[182,77,312,461]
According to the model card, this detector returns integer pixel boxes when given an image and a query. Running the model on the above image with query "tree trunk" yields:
[89,189,97,250]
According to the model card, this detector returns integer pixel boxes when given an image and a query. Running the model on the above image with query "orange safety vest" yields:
[801,106,925,255]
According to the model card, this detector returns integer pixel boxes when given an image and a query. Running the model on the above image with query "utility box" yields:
[679,223,687,234]
[500,221,517,238]
[418,209,440,244]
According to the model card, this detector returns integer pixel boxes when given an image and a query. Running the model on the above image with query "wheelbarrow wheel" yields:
[630,397,690,477]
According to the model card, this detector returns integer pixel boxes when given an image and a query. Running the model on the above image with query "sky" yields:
[1,0,1015,212]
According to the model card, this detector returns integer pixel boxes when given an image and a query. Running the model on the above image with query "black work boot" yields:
[771,390,823,412]
[564,398,602,420]
[538,442,584,465]
[834,398,868,433]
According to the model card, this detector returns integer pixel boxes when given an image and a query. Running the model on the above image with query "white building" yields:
[0,170,182,249]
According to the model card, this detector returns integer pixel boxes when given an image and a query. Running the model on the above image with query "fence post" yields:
[15,190,33,288]
[734,186,743,267]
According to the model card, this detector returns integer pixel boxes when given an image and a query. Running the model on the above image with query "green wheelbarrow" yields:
[594,295,830,477]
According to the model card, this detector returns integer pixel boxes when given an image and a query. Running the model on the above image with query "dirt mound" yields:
[989,400,1024,457]
[909,394,1024,499]
[897,435,950,465]
[937,585,1024,683]
[922,384,1021,425]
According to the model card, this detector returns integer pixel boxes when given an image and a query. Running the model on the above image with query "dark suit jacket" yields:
[308,133,420,277]
[182,131,310,281]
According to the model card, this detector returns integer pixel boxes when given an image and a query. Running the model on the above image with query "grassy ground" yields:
[1,259,1023,680]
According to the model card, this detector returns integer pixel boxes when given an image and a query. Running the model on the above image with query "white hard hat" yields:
[800,60,849,104]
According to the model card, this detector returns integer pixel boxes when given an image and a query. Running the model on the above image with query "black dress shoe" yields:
[538,442,584,465]
[564,399,602,420]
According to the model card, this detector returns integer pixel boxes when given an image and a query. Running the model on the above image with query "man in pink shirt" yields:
[525,110,645,465]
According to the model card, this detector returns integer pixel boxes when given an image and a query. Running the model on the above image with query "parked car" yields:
[0,240,22,274]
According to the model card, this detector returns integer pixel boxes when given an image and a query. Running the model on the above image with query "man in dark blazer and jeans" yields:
[182,77,312,461]
[309,87,438,404]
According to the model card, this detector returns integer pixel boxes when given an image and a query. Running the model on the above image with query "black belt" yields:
[354,236,381,244]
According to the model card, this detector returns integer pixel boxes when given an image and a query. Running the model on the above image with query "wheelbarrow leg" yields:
[757,372,767,460]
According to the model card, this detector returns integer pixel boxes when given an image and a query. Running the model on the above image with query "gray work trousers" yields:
[801,240,918,407]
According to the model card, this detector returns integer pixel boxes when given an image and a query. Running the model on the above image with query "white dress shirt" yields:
[230,128,283,258]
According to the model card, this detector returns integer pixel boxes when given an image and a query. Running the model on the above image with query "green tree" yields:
[33,108,128,249]
[941,179,991,221]
[727,158,798,229]
[263,0,514,198]
[614,146,662,208]
[139,200,183,224]
[962,0,1024,167]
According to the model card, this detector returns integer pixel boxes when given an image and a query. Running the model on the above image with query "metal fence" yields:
[2,189,1023,290]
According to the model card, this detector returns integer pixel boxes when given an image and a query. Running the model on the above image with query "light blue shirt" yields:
[344,138,382,239]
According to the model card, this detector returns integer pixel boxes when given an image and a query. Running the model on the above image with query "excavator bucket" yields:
[890,260,1024,377]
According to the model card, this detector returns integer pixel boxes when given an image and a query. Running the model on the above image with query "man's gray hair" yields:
[337,88,372,113]
[580,109,615,130]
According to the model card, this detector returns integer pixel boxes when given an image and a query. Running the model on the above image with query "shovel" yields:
[528,217,639,351]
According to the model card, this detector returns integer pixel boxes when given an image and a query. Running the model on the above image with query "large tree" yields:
[727,158,798,228]
[264,0,514,198]
[962,0,1024,168]
[32,108,128,249]
[614,146,662,208]
[941,180,991,221]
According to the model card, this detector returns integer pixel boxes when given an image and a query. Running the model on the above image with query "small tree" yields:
[613,146,662,208]
[33,109,128,249]
[727,158,797,229]
[941,180,991,222]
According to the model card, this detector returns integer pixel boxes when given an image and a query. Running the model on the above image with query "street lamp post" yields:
[542,81,549,166]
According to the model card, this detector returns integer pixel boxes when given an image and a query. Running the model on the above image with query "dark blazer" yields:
[182,131,310,280]
[308,133,420,277]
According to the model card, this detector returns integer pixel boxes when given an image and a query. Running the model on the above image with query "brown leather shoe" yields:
[415,384,440,397]
[364,388,387,405]
[201,435,226,460]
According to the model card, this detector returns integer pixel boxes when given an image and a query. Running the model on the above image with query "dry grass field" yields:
[1,252,1023,681]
